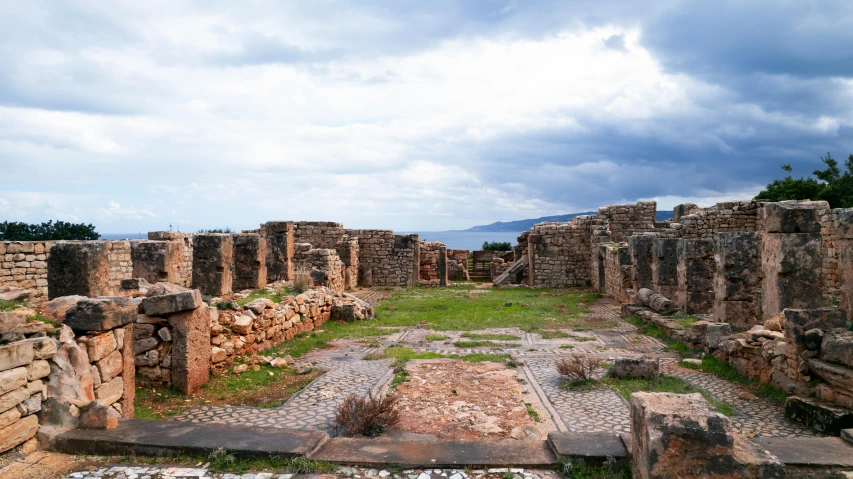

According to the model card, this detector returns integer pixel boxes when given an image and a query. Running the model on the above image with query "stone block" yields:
[806,359,853,393]
[25,337,56,360]
[822,328,853,368]
[0,312,27,329]
[96,350,123,382]
[120,323,134,418]
[168,304,211,394]
[47,241,111,299]
[761,232,822,318]
[784,308,848,354]
[232,234,267,291]
[0,387,29,414]
[130,240,182,284]
[762,202,821,233]
[651,238,679,300]
[0,342,34,373]
[714,232,760,303]
[25,360,49,381]
[631,392,784,479]
[120,278,149,290]
[95,376,123,406]
[78,400,120,430]
[0,368,27,396]
[192,234,233,297]
[65,297,138,332]
[612,358,659,379]
[0,414,38,453]
[0,408,20,430]
[676,239,715,314]
[85,332,117,362]
[141,290,203,316]
[785,396,853,435]
[41,295,85,324]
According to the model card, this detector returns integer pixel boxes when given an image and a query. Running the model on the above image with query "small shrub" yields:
[481,241,512,251]
[556,354,602,383]
[292,267,313,294]
[197,227,233,233]
[332,393,400,437]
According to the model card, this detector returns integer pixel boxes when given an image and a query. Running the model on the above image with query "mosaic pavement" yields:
[173,293,820,439]
[61,466,561,479]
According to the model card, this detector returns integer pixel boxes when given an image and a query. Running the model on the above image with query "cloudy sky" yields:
[2,1,853,233]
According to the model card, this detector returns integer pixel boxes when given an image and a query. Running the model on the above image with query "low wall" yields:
[0,241,52,299]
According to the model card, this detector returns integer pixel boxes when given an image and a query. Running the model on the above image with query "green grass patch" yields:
[682,355,753,385]
[560,463,630,479]
[561,375,737,417]
[0,299,25,311]
[425,333,448,341]
[573,336,596,342]
[755,383,789,406]
[463,353,513,364]
[539,330,570,339]
[235,288,286,307]
[524,403,541,422]
[453,340,518,348]
[392,368,410,387]
[206,449,337,474]
[461,332,520,341]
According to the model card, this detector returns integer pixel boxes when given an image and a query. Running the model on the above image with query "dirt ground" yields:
[393,359,542,440]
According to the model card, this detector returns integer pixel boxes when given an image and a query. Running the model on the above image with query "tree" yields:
[755,153,853,208]
[0,220,100,241]
[482,241,512,251]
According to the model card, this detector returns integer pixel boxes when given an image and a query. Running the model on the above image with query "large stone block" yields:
[761,232,822,318]
[119,323,134,418]
[141,290,203,316]
[631,392,785,479]
[612,358,659,379]
[130,240,183,284]
[47,241,111,299]
[630,236,656,298]
[168,304,211,394]
[192,234,233,297]
[232,234,267,291]
[65,297,138,332]
[262,221,295,282]
[822,328,853,368]
[784,308,848,353]
[95,376,123,406]
[762,202,822,233]
[0,368,26,396]
[677,239,715,314]
[785,396,853,435]
[714,232,761,329]
[651,238,679,300]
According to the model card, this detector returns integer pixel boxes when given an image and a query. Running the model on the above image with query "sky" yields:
[2,1,853,233]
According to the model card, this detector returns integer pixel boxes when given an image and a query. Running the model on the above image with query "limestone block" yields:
[0,414,38,453]
[85,332,117,362]
[762,202,822,233]
[822,328,853,368]
[141,289,203,316]
[78,400,120,430]
[784,308,848,353]
[0,342,34,373]
[95,376,123,406]
[25,360,49,381]
[785,396,853,435]
[65,297,137,332]
[0,408,20,430]
[612,358,659,379]
[231,316,253,335]
[130,240,182,284]
[47,241,111,299]
[761,232,822,318]
[168,304,211,394]
[0,387,29,414]
[0,312,27,329]
[0,368,27,396]
[41,295,85,324]
[192,234,233,297]
[96,350,123,382]
[233,234,267,291]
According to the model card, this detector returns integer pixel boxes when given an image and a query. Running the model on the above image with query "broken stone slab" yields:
[637,288,676,315]
[78,400,120,430]
[547,431,628,466]
[785,396,853,435]
[120,278,150,290]
[0,312,27,329]
[169,304,211,394]
[41,295,86,324]
[141,289,203,316]
[0,367,27,396]
[146,282,190,297]
[0,414,38,453]
[806,358,853,392]
[65,297,138,332]
[822,328,853,368]
[24,336,56,359]
[493,256,528,286]
[611,358,659,379]
[784,308,848,353]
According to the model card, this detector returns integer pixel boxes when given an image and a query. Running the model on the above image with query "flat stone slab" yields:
[50,419,328,458]
[547,431,628,464]
[311,438,557,467]
[754,436,853,467]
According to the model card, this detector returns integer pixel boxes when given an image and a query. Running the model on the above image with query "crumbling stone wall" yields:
[597,201,657,242]
[130,240,183,285]
[231,234,267,291]
[651,238,679,301]
[147,232,193,287]
[47,241,130,300]
[528,216,598,287]
[106,241,132,293]
[294,244,345,293]
[714,232,761,330]
[671,200,760,239]
[447,249,469,281]
[335,237,359,290]
[293,222,347,249]
[419,242,447,286]
[259,222,295,283]
[0,241,51,299]
[347,230,419,287]
[192,234,233,298]
[676,239,715,314]
[629,235,657,304]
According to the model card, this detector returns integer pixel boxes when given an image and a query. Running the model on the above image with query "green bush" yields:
[482,241,512,251]
[197,227,233,233]
[0,220,99,241]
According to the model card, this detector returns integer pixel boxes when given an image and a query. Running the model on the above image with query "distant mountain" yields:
[461,211,674,232]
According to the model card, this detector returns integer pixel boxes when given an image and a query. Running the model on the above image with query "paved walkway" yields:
[61,466,561,479]
[175,293,818,440]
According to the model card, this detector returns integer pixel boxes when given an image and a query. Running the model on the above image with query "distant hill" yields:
[461,211,674,232]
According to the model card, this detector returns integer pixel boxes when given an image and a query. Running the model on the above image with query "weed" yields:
[560,461,630,479]
[539,330,570,339]
[292,267,312,294]
[333,393,400,437]
[425,333,448,341]
[524,403,540,422]
[556,354,602,383]
[461,332,520,341]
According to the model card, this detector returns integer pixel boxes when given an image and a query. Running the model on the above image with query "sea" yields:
[100,231,524,252]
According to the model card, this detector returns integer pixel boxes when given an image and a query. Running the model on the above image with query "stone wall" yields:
[336,237,359,290]
[528,216,599,287]
[259,222,295,283]
[603,244,632,303]
[0,241,51,299]
[47,241,131,300]
[670,200,760,239]
[130,240,183,285]
[294,244,345,293]
[147,232,193,287]
[293,222,347,250]
[447,249,469,281]
[419,242,447,286]
[192,234,233,298]
[597,201,657,242]
[347,230,419,287]
[232,234,267,291]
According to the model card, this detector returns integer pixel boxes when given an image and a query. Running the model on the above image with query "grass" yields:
[453,340,519,348]
[674,315,701,328]
[205,449,337,474]
[425,333,448,341]
[561,375,737,417]
[573,336,596,342]
[560,463,630,479]
[524,402,541,422]
[0,299,23,311]
[461,332,520,341]
[134,361,321,419]
[235,288,286,307]
[368,346,511,368]
[539,330,570,339]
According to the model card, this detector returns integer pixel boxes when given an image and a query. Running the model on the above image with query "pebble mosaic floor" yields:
[175,294,819,439]
[61,466,562,479]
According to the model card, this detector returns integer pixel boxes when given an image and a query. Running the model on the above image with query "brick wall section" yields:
[293,222,348,249]
[147,232,193,287]
[0,241,52,298]
[0,334,55,453]
[106,241,132,292]
[603,244,632,303]
[346,230,419,287]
